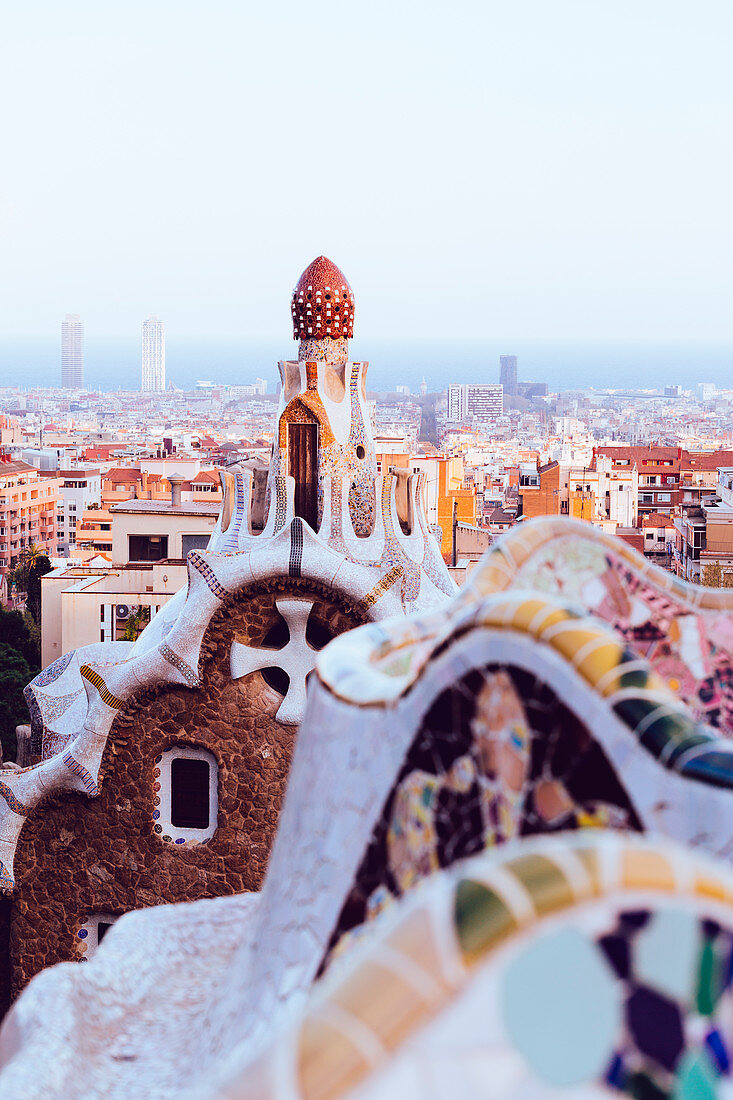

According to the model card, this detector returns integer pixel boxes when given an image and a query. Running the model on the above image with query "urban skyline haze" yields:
[1,0,732,347]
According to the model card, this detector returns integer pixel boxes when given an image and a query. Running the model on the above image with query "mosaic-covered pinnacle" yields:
[291,256,355,340]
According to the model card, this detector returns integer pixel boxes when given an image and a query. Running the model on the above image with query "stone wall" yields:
[8,578,366,1000]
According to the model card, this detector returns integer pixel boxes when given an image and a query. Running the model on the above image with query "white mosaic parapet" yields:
[7,564,733,1095]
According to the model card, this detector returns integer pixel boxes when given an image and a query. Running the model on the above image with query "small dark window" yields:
[97,921,114,944]
[171,758,210,829]
[356,445,366,460]
[129,534,168,562]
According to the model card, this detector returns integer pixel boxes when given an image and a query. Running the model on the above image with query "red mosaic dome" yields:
[291,256,355,340]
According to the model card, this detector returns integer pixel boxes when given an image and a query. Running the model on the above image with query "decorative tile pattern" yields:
[475,519,733,738]
[62,751,99,795]
[23,685,44,754]
[0,781,30,817]
[42,730,73,759]
[358,565,403,611]
[320,663,641,966]
[36,689,84,726]
[79,665,125,710]
[33,651,74,687]
[220,466,247,550]
[188,551,231,601]
[209,836,733,1100]
[289,518,304,578]
[272,477,288,534]
[159,643,200,687]
[346,589,733,790]
[298,337,348,366]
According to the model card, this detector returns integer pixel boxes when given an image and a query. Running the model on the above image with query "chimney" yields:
[168,475,185,507]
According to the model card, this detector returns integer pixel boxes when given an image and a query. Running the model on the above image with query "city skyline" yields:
[1,333,727,396]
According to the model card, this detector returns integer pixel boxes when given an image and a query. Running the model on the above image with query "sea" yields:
[1,336,732,395]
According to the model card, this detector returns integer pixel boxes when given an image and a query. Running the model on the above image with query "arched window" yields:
[154,747,218,845]
[288,421,318,528]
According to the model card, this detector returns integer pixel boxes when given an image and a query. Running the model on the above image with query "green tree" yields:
[9,545,52,624]
[0,607,40,667]
[0,643,35,762]
[121,605,150,641]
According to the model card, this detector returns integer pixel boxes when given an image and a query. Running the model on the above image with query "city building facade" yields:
[61,314,84,389]
[0,456,60,601]
[675,468,733,583]
[43,485,221,659]
[447,383,503,422]
[141,316,165,392]
[49,468,102,556]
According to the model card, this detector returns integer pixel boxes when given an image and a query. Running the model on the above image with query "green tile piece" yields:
[454,878,517,962]
[697,940,721,1017]
[673,1050,718,1099]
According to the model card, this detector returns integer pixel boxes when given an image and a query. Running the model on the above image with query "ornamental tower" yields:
[0,256,457,1004]
[211,256,454,618]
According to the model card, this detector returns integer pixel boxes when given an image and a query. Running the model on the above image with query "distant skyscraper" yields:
[499,355,518,397]
[142,317,166,392]
[61,314,84,389]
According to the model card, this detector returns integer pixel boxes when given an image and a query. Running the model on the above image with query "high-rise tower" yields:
[141,317,166,392]
[499,354,518,397]
[61,315,84,389]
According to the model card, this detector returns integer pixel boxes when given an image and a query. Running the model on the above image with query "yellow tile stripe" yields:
[470,594,669,699]
[79,665,125,710]
[359,565,403,611]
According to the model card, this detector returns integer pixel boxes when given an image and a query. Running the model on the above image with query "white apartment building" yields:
[51,468,102,556]
[226,379,268,398]
[594,455,639,527]
[41,493,219,664]
[448,383,503,422]
[141,316,166,392]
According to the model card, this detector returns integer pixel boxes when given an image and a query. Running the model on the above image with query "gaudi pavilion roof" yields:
[291,256,355,341]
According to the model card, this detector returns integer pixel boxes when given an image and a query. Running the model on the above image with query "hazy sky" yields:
[2,0,732,344]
